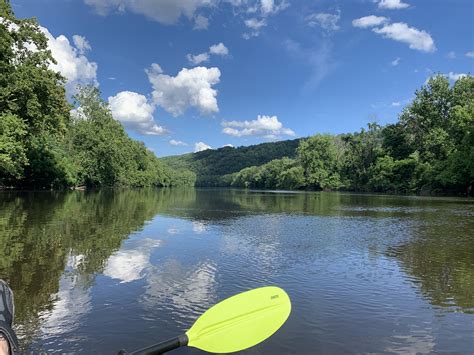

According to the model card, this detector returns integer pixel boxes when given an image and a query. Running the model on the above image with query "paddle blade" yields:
[185,286,291,353]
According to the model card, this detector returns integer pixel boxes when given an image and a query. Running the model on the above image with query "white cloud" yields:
[466,51,474,58]
[84,0,216,25]
[169,139,188,146]
[186,52,210,65]
[72,35,91,54]
[108,91,167,135]
[222,115,295,138]
[446,51,456,59]
[378,0,409,10]
[260,0,288,16]
[306,11,340,32]
[146,64,221,116]
[391,57,401,66]
[222,144,234,147]
[352,15,388,28]
[194,14,209,30]
[392,101,401,106]
[447,72,467,81]
[194,141,212,152]
[187,42,228,65]
[373,22,436,52]
[40,27,98,94]
[209,42,229,56]
[245,17,266,30]
[261,0,274,14]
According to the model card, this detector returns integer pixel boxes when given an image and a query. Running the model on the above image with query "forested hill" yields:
[160,139,301,186]
[163,74,474,195]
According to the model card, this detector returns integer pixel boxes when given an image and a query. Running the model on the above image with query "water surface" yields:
[0,189,473,353]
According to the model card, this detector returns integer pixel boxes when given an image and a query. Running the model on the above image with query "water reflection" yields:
[104,239,162,283]
[0,188,473,353]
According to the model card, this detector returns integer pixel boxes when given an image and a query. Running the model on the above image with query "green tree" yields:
[0,113,28,182]
[298,134,341,190]
[1,0,73,187]
[340,123,384,190]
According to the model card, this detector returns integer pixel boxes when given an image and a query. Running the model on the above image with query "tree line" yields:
[229,75,473,195]
[0,1,194,189]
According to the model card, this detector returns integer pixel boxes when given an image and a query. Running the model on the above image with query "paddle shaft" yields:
[121,334,188,355]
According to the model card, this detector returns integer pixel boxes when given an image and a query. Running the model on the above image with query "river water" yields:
[0,189,473,354]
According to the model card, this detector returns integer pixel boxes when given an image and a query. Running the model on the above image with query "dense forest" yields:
[0,1,193,189]
[161,139,300,186]
[164,74,474,195]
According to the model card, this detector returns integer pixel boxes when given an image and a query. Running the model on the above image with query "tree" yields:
[0,113,28,182]
[298,134,341,190]
[1,0,73,187]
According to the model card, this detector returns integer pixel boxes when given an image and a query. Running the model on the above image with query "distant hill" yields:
[160,139,301,186]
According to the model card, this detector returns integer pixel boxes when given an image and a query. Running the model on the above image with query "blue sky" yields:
[12,0,474,156]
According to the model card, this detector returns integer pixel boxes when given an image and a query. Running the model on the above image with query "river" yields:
[0,188,473,353]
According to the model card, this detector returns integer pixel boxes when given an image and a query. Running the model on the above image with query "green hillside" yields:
[160,139,301,186]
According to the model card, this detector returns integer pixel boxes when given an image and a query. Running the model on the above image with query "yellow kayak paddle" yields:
[121,286,291,354]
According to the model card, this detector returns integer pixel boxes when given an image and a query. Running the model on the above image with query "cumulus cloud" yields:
[447,72,467,81]
[72,35,91,54]
[84,0,215,25]
[466,51,474,58]
[306,11,340,32]
[146,64,221,116]
[187,52,210,65]
[169,139,188,146]
[108,91,167,135]
[352,15,388,28]
[222,115,295,138]
[187,42,229,65]
[209,42,229,56]
[41,27,98,94]
[194,142,212,152]
[373,22,436,52]
[391,57,401,66]
[378,0,409,10]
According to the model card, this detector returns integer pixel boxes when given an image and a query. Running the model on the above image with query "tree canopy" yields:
[0,0,193,189]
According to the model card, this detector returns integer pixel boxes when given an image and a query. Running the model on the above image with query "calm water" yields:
[0,189,473,354]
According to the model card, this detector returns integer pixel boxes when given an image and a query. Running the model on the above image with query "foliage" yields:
[297,134,342,190]
[231,158,305,189]
[0,113,28,182]
[161,139,301,186]
[0,1,194,189]
[193,75,473,195]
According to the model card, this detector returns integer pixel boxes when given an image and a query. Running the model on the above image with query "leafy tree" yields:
[69,86,171,187]
[340,123,384,190]
[0,113,28,182]
[298,134,341,190]
[1,0,73,187]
